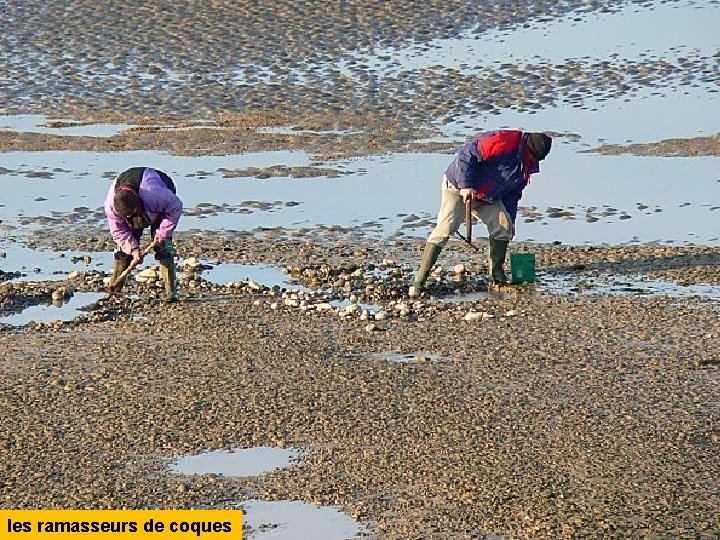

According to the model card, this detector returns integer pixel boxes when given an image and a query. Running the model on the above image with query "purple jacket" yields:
[104,168,183,254]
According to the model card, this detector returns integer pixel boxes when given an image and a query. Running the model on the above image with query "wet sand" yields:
[2,1,719,160]
[2,234,720,538]
[2,0,720,538]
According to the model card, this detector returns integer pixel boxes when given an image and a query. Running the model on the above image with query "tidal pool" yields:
[169,448,368,539]
[0,245,112,282]
[539,273,720,300]
[241,500,367,540]
[200,263,308,291]
[168,447,300,477]
[0,292,105,326]
[364,351,444,363]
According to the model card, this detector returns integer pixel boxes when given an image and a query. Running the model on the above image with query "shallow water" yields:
[0,246,112,282]
[365,351,444,363]
[2,145,718,246]
[347,0,720,144]
[168,447,300,477]
[0,292,105,326]
[3,8,720,250]
[447,83,720,145]
[540,273,720,300]
[344,1,719,74]
[200,263,307,290]
[168,448,367,539]
[241,500,367,540]
[0,114,134,138]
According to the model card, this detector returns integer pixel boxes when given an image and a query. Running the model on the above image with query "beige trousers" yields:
[427,176,513,247]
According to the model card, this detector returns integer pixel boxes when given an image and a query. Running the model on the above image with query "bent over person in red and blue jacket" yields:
[411,130,552,295]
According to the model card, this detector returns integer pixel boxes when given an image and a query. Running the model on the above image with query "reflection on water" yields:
[2,148,719,247]
[0,246,112,282]
[168,448,367,539]
[539,273,720,300]
[200,263,309,291]
[0,292,105,326]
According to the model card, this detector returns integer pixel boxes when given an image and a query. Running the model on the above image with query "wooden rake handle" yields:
[109,240,159,289]
[465,197,472,244]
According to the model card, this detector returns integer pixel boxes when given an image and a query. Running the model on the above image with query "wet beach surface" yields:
[2,0,720,538]
[2,0,720,159]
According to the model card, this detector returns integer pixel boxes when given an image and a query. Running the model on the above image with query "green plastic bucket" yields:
[510,252,536,283]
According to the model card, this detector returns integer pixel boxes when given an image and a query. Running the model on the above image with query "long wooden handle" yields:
[110,241,159,289]
[465,197,472,244]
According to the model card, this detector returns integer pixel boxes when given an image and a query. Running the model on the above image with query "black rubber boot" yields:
[158,256,178,302]
[109,255,131,292]
[410,242,442,296]
[488,239,509,284]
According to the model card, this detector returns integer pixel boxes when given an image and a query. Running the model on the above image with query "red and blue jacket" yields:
[444,130,539,222]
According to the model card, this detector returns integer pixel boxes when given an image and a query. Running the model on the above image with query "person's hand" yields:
[131,249,144,265]
[153,234,165,247]
[459,188,476,203]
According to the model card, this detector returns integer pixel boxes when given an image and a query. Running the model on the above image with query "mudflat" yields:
[2,1,720,538]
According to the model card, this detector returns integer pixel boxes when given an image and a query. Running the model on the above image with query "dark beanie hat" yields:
[114,189,140,215]
[527,132,552,161]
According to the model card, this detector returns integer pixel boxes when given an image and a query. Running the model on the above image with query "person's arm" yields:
[453,142,482,190]
[104,194,139,254]
[147,189,183,243]
[502,186,523,223]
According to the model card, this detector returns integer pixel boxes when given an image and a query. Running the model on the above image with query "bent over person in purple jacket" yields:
[410,130,552,296]
[104,167,183,302]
